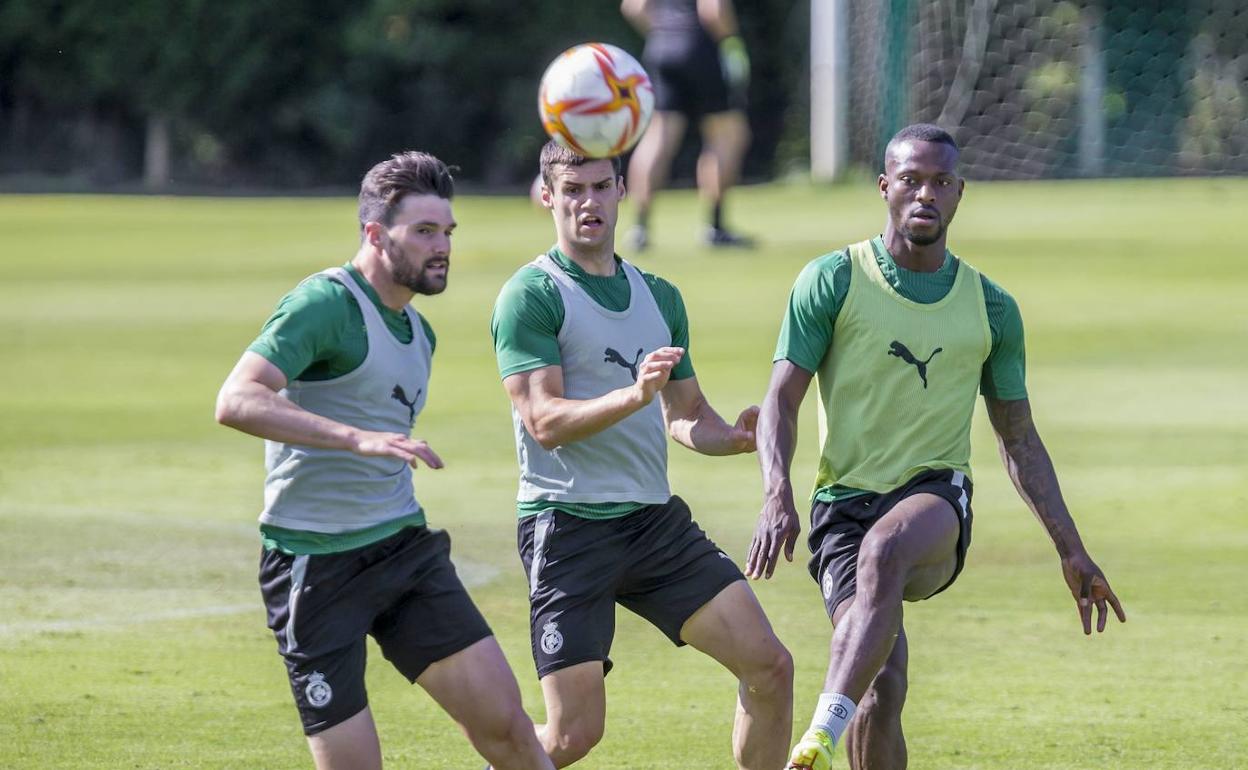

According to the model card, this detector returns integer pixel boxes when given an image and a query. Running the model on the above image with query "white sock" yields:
[809,692,857,746]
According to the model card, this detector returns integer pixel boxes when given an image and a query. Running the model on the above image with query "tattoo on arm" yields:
[985,397,1085,557]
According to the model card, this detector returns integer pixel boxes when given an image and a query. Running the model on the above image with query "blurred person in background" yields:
[622,0,754,250]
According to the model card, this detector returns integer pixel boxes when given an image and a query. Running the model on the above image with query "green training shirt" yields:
[247,262,436,554]
[775,236,1026,502]
[491,246,693,519]
[248,262,436,382]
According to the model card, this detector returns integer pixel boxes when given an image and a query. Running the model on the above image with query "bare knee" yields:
[545,715,604,764]
[742,640,794,699]
[465,705,540,761]
[721,122,750,158]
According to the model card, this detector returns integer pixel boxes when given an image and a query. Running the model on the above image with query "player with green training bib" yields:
[743,124,1127,770]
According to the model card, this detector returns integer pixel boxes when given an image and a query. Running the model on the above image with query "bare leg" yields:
[824,495,958,702]
[626,111,688,224]
[696,110,751,212]
[681,580,794,770]
[535,660,607,767]
[840,613,909,770]
[306,707,383,770]
[789,494,958,768]
[417,637,555,770]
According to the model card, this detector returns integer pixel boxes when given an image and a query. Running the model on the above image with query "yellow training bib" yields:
[814,240,991,494]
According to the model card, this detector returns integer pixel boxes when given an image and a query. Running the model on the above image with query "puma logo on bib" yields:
[391,384,423,424]
[887,340,943,389]
[603,346,643,381]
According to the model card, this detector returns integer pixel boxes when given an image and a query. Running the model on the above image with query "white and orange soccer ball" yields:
[538,43,655,159]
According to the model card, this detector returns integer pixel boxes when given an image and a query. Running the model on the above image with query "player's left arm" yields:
[660,376,757,456]
[647,274,752,455]
[985,396,1126,634]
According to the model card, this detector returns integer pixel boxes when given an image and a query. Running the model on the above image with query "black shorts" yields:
[807,469,974,619]
[643,33,743,117]
[258,525,492,735]
[517,495,744,678]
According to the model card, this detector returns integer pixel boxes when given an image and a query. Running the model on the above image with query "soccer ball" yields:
[538,43,655,159]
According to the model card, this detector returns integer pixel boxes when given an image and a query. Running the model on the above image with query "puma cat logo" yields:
[603,347,643,381]
[888,341,942,389]
[391,384,422,423]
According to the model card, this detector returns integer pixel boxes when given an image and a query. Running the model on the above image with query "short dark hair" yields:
[887,123,959,153]
[358,151,454,229]
[539,140,622,189]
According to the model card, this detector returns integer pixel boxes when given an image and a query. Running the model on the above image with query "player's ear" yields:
[540,184,554,210]
[617,175,626,199]
[363,221,386,249]
[958,178,965,199]
[878,174,888,199]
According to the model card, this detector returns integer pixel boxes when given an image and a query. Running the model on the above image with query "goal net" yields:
[819,0,1248,179]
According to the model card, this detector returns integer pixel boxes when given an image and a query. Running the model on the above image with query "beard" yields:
[900,216,945,246]
[390,245,447,295]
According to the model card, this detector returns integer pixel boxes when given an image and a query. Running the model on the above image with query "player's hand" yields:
[633,347,684,406]
[1060,551,1125,634]
[352,430,445,470]
[718,35,750,92]
[725,405,759,454]
[745,491,800,579]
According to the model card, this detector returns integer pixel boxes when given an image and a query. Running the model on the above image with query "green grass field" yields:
[2,177,1245,769]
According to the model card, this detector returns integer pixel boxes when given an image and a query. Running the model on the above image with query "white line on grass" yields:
[0,603,258,637]
[0,558,501,638]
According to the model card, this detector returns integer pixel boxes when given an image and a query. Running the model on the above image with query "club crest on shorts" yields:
[305,671,333,708]
[540,621,564,655]
[821,569,836,601]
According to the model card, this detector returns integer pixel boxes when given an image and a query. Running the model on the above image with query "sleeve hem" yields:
[981,388,1028,401]
[772,354,819,375]
[499,359,561,380]
[244,344,301,382]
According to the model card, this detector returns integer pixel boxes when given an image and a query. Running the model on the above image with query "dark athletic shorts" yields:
[259,525,492,735]
[807,469,974,619]
[643,32,743,118]
[517,495,744,678]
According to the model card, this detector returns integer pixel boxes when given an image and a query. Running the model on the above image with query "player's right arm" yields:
[215,278,442,468]
[746,252,846,578]
[504,348,683,450]
[746,360,814,579]
[493,264,680,449]
[214,352,442,468]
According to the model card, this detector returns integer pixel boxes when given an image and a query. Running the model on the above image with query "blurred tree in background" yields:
[6,1,1234,189]
[0,0,796,189]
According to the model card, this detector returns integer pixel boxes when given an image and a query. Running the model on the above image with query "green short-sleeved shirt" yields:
[490,247,692,519]
[247,262,436,382]
[492,247,694,380]
[774,236,1027,501]
[246,262,436,554]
